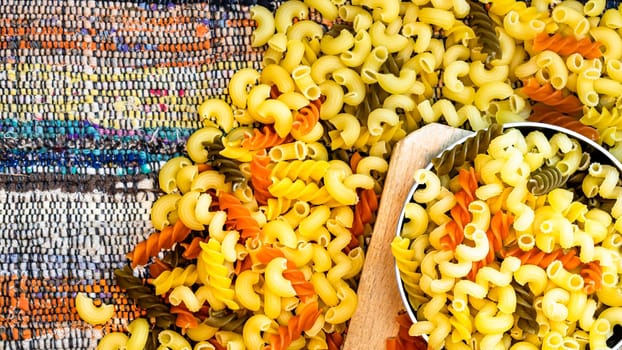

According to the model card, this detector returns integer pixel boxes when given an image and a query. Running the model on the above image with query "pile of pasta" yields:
[393,125,622,349]
[73,0,622,348]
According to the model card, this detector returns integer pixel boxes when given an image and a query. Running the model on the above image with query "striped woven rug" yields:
[0,1,273,348]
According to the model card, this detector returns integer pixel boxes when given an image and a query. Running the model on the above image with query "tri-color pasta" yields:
[528,105,600,141]
[521,79,583,116]
[76,0,622,348]
[526,166,569,196]
[431,123,504,176]
[114,265,177,329]
[533,32,603,59]
[394,126,622,349]
[467,0,502,60]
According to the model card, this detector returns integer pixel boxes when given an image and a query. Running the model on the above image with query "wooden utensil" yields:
[343,123,473,349]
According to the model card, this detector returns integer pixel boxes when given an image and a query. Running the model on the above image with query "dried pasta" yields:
[351,188,379,237]
[75,293,115,326]
[114,265,176,329]
[292,100,321,137]
[82,0,622,349]
[432,124,504,176]
[533,32,603,59]
[395,127,622,349]
[504,246,582,271]
[150,265,199,296]
[526,166,569,196]
[218,192,261,239]
[521,78,583,116]
[467,0,502,60]
[527,105,601,141]
[268,301,322,350]
[127,220,192,268]
[249,150,274,205]
[241,125,291,151]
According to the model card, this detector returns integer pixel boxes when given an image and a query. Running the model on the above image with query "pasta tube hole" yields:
[582,91,599,106]
[518,234,535,250]
[568,54,584,72]
[539,220,554,234]
[293,201,311,217]
[452,299,467,313]
[568,274,584,290]
[582,67,601,80]
[544,332,564,348]
[593,318,611,336]
[589,163,603,175]
[195,343,216,350]
[463,223,478,240]
[546,260,563,277]
[550,76,565,90]
[538,323,550,337]
[607,233,622,247]
[608,59,622,74]
[529,19,546,34]
[318,234,330,247]
[602,271,618,287]
[305,86,321,100]
[371,46,388,61]
[562,339,580,350]
[158,331,192,350]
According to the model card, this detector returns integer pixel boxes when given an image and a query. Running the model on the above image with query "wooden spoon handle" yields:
[343,124,472,349]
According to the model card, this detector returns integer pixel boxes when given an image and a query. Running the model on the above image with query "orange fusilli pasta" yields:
[283,262,316,301]
[580,261,602,294]
[521,78,583,115]
[148,258,172,278]
[351,188,379,236]
[467,211,514,280]
[528,104,600,141]
[327,332,344,350]
[254,245,285,264]
[250,149,274,205]
[503,246,582,270]
[386,311,428,350]
[292,100,321,136]
[533,32,603,59]
[241,125,291,150]
[171,305,200,330]
[268,301,322,350]
[218,192,261,239]
[127,220,192,268]
[180,236,205,260]
[253,245,316,300]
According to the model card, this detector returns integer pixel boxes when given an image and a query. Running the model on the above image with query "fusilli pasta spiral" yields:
[127,220,192,268]
[533,32,603,59]
[432,124,504,176]
[114,265,176,329]
[527,166,569,196]
[528,105,600,141]
[468,0,502,60]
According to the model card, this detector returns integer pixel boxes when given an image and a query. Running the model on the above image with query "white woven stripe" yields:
[0,189,155,279]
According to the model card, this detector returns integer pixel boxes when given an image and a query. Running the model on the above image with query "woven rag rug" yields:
[0,1,275,349]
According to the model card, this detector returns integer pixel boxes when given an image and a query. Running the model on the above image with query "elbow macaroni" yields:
[96,1,622,350]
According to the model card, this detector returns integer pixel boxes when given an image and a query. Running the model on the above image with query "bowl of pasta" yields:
[392,121,622,350]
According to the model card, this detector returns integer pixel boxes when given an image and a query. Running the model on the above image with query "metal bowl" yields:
[394,121,622,349]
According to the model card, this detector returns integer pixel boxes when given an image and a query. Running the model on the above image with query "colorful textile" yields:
[0,1,269,348]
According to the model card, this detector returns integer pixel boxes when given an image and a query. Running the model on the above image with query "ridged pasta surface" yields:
[533,32,603,59]
[432,124,503,176]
